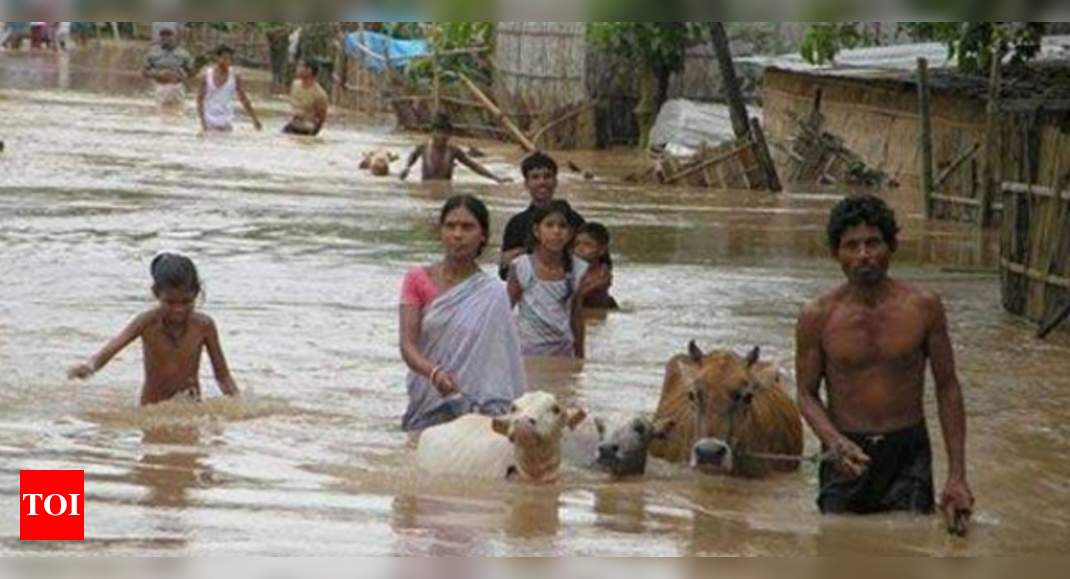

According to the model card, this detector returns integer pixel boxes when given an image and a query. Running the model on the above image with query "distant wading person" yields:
[283,57,329,136]
[67,253,241,406]
[197,45,262,133]
[398,113,512,183]
[796,195,973,531]
[142,27,193,111]
[399,195,526,433]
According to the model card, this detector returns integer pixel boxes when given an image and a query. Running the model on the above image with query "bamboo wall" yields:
[1000,126,1070,332]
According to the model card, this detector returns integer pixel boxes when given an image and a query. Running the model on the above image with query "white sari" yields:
[402,271,527,432]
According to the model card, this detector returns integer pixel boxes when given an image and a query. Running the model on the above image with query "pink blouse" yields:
[400,266,442,310]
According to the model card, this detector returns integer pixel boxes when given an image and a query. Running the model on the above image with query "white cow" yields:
[416,391,587,483]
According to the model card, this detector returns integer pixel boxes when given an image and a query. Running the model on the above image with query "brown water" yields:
[2,47,1070,556]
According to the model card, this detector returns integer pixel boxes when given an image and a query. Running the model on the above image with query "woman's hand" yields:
[431,369,459,397]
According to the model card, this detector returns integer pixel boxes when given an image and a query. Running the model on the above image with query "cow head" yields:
[489,392,586,482]
[684,342,776,473]
[595,416,675,478]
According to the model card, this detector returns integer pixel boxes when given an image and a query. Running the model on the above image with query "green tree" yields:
[587,22,706,109]
[588,23,706,148]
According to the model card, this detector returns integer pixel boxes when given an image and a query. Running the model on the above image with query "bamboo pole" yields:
[917,58,935,219]
[457,72,537,152]
[979,51,1003,227]
[934,141,981,189]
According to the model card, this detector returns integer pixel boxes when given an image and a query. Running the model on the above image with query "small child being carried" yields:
[67,253,241,406]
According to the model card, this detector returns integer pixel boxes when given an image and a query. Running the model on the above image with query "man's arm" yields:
[235,75,262,130]
[454,147,510,184]
[796,302,870,477]
[925,293,973,516]
[398,146,422,181]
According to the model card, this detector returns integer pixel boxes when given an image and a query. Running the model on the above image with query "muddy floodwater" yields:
[2,46,1069,555]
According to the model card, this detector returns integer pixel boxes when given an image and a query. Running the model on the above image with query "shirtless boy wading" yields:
[796,195,974,530]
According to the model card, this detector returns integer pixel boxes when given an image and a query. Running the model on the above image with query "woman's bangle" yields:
[429,366,442,386]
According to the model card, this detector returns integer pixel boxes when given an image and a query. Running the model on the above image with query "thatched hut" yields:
[749,39,1070,223]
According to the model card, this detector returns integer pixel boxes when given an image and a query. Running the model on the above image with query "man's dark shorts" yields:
[818,422,935,515]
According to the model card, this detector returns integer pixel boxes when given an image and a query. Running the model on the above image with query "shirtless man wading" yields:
[796,194,974,532]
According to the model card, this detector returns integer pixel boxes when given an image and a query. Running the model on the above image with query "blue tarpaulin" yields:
[344,30,430,72]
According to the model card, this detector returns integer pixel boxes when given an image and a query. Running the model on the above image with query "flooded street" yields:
[2,46,1069,555]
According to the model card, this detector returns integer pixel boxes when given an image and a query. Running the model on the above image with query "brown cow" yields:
[649,341,803,478]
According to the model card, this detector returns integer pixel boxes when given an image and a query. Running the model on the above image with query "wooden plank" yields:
[931,193,983,207]
[1002,181,1070,201]
[1000,259,1070,289]
[664,143,753,184]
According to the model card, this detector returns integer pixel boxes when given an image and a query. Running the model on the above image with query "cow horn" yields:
[745,346,761,368]
[688,340,704,363]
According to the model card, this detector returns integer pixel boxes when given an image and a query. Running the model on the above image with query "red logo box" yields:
[20,470,84,541]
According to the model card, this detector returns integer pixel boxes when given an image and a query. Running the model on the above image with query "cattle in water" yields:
[416,391,587,483]
[359,150,398,177]
[592,416,675,478]
[649,341,803,478]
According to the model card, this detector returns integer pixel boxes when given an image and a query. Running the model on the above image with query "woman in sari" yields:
[399,195,526,432]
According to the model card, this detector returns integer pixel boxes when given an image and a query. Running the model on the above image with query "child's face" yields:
[524,167,557,206]
[440,207,485,261]
[431,131,449,148]
[573,233,605,263]
[215,53,232,69]
[534,213,572,255]
[155,286,197,324]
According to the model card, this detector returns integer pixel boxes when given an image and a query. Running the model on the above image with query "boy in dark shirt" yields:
[498,151,584,279]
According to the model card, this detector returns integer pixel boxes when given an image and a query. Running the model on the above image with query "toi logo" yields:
[19,470,84,541]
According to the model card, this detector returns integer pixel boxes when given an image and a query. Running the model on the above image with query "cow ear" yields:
[688,340,704,363]
[566,407,588,430]
[594,418,606,440]
[652,418,676,439]
[745,346,761,368]
[491,417,510,437]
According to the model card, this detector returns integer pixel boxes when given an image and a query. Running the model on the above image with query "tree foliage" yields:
[587,22,707,107]
[897,22,1044,75]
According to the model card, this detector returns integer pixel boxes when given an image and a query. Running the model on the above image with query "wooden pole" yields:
[917,57,935,219]
[708,22,751,141]
[708,22,780,192]
[458,72,537,152]
[750,117,783,192]
[980,50,1003,227]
